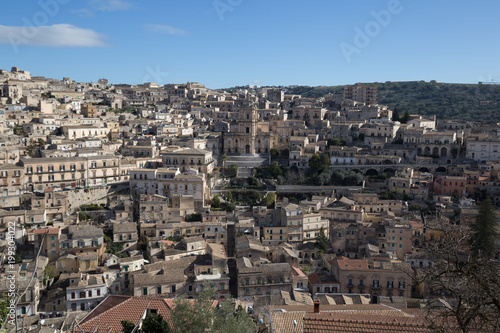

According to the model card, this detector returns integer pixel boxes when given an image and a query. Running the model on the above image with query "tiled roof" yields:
[79,295,175,332]
[303,313,430,333]
[133,268,186,285]
[335,256,369,270]
[33,227,60,235]
[271,311,305,333]
[291,266,306,277]
[113,222,137,233]
[261,263,292,274]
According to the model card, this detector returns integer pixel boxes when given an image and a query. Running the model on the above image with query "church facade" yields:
[223,102,272,154]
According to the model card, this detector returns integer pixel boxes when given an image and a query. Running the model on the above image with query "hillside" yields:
[237,82,500,122]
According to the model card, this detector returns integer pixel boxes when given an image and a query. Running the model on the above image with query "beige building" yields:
[223,101,271,154]
[0,164,24,196]
[130,168,208,206]
[21,155,127,192]
[237,261,293,300]
[161,147,214,175]
[466,136,500,161]
[330,256,412,301]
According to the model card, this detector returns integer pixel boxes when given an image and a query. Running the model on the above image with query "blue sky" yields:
[0,0,499,88]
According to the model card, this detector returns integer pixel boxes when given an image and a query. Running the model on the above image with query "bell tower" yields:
[238,101,258,154]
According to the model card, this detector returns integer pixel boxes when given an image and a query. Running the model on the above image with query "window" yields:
[373,280,380,288]
[60,165,65,171]
[171,285,176,293]
[37,166,43,173]
[97,289,101,296]
[143,288,148,295]
[157,286,162,294]
[48,166,54,172]
[359,279,364,287]
[387,281,393,289]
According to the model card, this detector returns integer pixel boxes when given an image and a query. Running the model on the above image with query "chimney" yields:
[313,299,320,313]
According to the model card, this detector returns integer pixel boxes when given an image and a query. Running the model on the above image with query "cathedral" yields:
[223,101,271,155]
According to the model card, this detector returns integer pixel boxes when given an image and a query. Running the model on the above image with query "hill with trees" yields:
[225,81,500,122]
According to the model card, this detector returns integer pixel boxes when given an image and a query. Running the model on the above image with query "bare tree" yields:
[409,220,500,332]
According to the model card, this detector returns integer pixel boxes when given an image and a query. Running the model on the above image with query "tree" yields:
[270,148,279,158]
[316,170,333,186]
[309,153,331,174]
[224,202,236,212]
[247,176,260,187]
[170,290,256,333]
[44,265,59,280]
[315,227,329,252]
[391,107,400,122]
[400,110,410,123]
[0,294,10,324]
[411,222,500,332]
[268,161,282,178]
[211,195,221,208]
[327,138,346,147]
[121,320,136,333]
[471,197,498,257]
[261,192,276,208]
[142,313,171,333]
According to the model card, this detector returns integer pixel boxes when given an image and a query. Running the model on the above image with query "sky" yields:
[0,0,499,89]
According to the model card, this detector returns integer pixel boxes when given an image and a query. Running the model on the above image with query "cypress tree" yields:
[471,197,498,257]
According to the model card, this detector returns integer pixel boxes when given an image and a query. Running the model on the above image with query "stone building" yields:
[223,101,271,154]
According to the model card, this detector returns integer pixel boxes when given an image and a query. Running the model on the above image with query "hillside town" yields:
[0,66,499,332]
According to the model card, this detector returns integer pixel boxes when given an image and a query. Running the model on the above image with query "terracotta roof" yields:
[271,311,305,333]
[79,295,175,333]
[302,312,430,333]
[33,227,60,235]
[334,256,369,270]
[291,266,306,277]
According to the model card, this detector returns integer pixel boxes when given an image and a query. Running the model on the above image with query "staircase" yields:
[225,154,270,178]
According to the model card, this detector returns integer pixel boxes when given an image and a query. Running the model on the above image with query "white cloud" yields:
[0,24,108,48]
[71,8,95,18]
[145,24,188,36]
[89,0,133,12]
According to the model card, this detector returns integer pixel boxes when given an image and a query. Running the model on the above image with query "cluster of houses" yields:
[1,66,500,331]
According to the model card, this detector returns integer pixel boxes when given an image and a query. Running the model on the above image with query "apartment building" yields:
[161,147,214,175]
[21,155,126,192]
[330,256,411,301]
[0,164,24,196]
[66,273,108,311]
[466,136,500,161]
[130,168,207,206]
[237,262,293,300]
